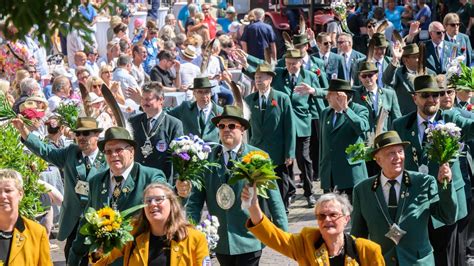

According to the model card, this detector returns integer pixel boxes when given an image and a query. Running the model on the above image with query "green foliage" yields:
[450,62,474,91]
[0,124,48,219]
[345,142,374,162]
[56,102,80,130]
[0,93,32,126]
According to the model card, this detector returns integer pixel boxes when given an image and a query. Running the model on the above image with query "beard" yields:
[421,104,439,116]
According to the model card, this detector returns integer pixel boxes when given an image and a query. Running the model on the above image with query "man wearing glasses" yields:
[425,21,460,74]
[443,13,473,67]
[186,105,288,266]
[150,50,182,93]
[314,32,345,82]
[392,75,474,265]
[335,32,366,84]
[12,117,107,265]
[68,126,167,265]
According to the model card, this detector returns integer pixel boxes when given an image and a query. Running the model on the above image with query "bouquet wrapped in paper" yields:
[425,121,463,189]
[79,205,145,256]
[169,134,219,191]
[228,151,279,209]
[195,214,220,251]
[330,0,352,34]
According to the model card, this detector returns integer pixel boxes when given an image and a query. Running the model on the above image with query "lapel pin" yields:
[411,131,415,136]
[101,189,107,194]
[122,187,130,193]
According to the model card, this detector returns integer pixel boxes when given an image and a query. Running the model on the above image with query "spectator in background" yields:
[112,54,139,96]
[85,46,99,75]
[13,77,40,113]
[218,6,237,33]
[241,8,276,61]
[165,13,181,36]
[107,16,122,42]
[66,29,85,68]
[113,23,129,42]
[178,0,200,33]
[131,44,148,88]
[73,51,87,70]
[12,69,30,99]
[415,0,432,39]
[97,38,120,69]
[373,7,394,42]
[119,38,132,56]
[142,24,160,74]
[75,67,90,89]
[385,0,405,32]
[178,45,201,100]
[201,4,217,39]
[48,75,72,112]
[150,50,182,93]
[99,64,126,105]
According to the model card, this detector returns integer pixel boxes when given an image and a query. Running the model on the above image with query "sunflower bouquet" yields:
[79,204,145,256]
[228,151,279,209]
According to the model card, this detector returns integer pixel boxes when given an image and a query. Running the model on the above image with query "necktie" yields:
[435,45,440,60]
[333,112,340,127]
[460,101,468,108]
[261,95,267,121]
[343,53,349,80]
[112,175,124,203]
[387,179,398,221]
[376,62,383,88]
[84,156,92,176]
[422,121,431,145]
[226,151,234,169]
[199,109,205,134]
[148,118,156,133]
[291,74,297,88]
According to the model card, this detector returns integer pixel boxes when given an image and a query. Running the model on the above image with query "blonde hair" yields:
[0,79,10,94]
[99,64,114,79]
[0,169,24,191]
[85,76,104,92]
[134,183,190,242]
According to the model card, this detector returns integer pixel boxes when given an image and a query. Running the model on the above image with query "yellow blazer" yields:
[6,216,52,266]
[247,215,385,266]
[94,226,210,266]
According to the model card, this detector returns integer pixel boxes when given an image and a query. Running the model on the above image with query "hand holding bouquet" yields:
[0,93,32,126]
[195,214,220,251]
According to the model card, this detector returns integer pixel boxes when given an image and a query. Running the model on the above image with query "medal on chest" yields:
[141,140,153,158]
[216,184,235,210]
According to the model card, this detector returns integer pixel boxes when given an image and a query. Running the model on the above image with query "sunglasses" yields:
[217,123,242,130]
[92,84,101,88]
[367,24,375,28]
[448,23,460,27]
[322,41,331,46]
[144,195,167,205]
[75,130,94,137]
[337,40,348,44]
[418,92,440,99]
[104,145,132,156]
[202,8,209,11]
[440,90,455,97]
[316,212,344,221]
[360,72,376,79]
[433,31,445,35]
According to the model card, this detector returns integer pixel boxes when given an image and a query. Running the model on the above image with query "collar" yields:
[447,34,457,41]
[109,162,135,182]
[380,172,403,187]
[223,142,242,154]
[258,88,271,99]
[319,51,330,59]
[302,54,309,64]
[341,50,352,58]
[435,40,444,48]
[372,171,411,191]
[314,233,359,263]
[290,69,300,79]
[416,112,436,127]
[83,148,99,163]
[148,111,162,121]
[197,102,212,112]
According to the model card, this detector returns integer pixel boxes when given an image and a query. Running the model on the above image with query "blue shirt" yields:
[241,21,276,60]
[143,38,160,74]
[79,3,97,23]
[217,18,233,33]
[385,6,405,31]
[415,6,432,30]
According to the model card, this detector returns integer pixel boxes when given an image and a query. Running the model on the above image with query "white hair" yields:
[315,192,353,216]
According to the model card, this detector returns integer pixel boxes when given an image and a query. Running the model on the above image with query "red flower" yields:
[271,99,277,107]
[315,68,321,76]
[361,95,367,101]
[467,104,473,111]
[461,46,466,53]
[20,108,44,120]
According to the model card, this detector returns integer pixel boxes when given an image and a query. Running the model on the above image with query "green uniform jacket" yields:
[186,144,288,255]
[351,171,457,266]
[425,40,459,74]
[244,89,296,165]
[23,134,107,241]
[319,102,370,190]
[352,85,402,132]
[392,110,474,227]
[276,54,329,88]
[168,101,223,144]
[352,56,392,86]
[382,64,436,115]
[129,112,183,179]
[68,163,166,265]
[445,32,473,66]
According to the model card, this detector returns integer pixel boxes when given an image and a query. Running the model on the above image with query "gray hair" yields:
[142,82,164,99]
[337,32,353,43]
[52,76,70,93]
[315,192,353,216]
[428,21,443,32]
[174,33,187,46]
[165,13,176,23]
[20,78,39,95]
[253,8,265,21]
[188,4,197,14]
[117,54,132,67]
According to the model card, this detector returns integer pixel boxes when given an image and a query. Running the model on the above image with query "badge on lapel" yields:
[156,140,167,152]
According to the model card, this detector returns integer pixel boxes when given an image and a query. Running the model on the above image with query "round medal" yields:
[418,164,429,174]
[216,184,235,210]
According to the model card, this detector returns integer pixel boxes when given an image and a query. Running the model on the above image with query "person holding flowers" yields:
[186,105,288,266]
[0,169,52,265]
[68,127,168,265]
[91,182,210,266]
[392,75,474,265]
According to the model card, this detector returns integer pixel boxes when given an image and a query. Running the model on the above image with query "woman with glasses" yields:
[92,182,210,265]
[99,64,126,105]
[242,188,385,265]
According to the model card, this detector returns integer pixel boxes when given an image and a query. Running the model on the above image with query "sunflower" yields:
[242,151,270,164]
[98,207,117,226]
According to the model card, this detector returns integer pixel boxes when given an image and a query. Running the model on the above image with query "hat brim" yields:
[181,52,197,60]
[412,88,440,93]
[255,71,276,77]
[358,69,378,74]
[98,138,137,152]
[73,128,104,133]
[189,85,214,90]
[371,141,410,156]
[211,115,250,130]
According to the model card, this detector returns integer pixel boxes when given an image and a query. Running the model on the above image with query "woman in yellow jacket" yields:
[0,169,52,266]
[93,182,210,266]
[242,185,385,266]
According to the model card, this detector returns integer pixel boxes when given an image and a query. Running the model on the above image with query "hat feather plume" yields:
[392,30,405,47]
[299,15,306,35]
[282,32,294,50]
[418,43,426,75]
[376,21,389,33]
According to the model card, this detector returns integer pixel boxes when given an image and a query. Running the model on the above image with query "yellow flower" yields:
[0,260,4,266]
[112,222,121,230]
[242,151,270,164]
[98,207,117,226]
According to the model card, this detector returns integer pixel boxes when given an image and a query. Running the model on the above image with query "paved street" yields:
[51,182,322,265]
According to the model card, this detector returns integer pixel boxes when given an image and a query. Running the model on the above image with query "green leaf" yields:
[121,204,146,218]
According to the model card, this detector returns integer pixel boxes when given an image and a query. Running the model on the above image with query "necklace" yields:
[328,244,344,258]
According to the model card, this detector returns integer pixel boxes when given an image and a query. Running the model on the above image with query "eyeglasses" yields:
[448,23,460,27]
[322,41,331,46]
[360,72,376,79]
[102,71,112,74]
[316,212,344,221]
[367,24,375,28]
[440,90,455,97]
[145,195,167,205]
[92,84,102,88]
[104,145,132,156]
[75,131,94,137]
[28,70,37,74]
[217,123,242,130]
[418,92,440,99]
[202,8,209,11]
[433,31,445,35]
[337,40,348,44]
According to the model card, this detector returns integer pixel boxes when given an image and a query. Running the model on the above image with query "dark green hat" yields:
[371,131,410,156]
[372,33,388,48]
[358,61,378,74]
[211,105,250,130]
[190,76,214,90]
[73,117,103,132]
[402,43,419,56]
[293,34,309,47]
[328,79,354,92]
[285,49,303,59]
[98,127,137,151]
[413,75,440,93]
[255,63,276,77]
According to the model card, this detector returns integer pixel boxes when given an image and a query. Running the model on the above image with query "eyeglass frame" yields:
[104,145,133,156]
[144,195,168,205]
[315,212,345,221]
[217,123,242,130]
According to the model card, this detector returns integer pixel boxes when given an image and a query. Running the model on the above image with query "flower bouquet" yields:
[56,102,80,130]
[79,204,145,256]
[228,151,279,209]
[0,93,32,126]
[345,131,377,162]
[331,0,352,34]
[169,134,219,191]
[195,214,220,251]
[425,121,463,189]
[448,61,474,91]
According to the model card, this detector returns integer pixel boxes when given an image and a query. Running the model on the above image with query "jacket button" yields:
[391,257,396,261]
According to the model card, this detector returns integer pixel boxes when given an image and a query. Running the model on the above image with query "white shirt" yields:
[319,52,330,65]
[82,148,99,165]
[148,111,163,130]
[109,162,134,198]
[223,143,242,166]
[416,112,436,144]
[197,103,213,123]
[180,61,201,101]
[380,172,403,204]
[258,89,271,109]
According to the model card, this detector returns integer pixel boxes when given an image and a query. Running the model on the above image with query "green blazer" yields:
[425,40,459,74]
[23,134,108,241]
[244,89,296,165]
[319,102,370,190]
[168,101,222,143]
[382,64,436,115]
[68,163,166,265]
[445,32,473,66]
[352,85,402,132]
[392,110,474,226]
[351,171,457,266]
[276,54,329,88]
[129,112,183,179]
[186,143,288,255]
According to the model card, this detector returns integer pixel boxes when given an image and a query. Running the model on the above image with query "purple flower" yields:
[178,152,191,161]
[202,144,211,153]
